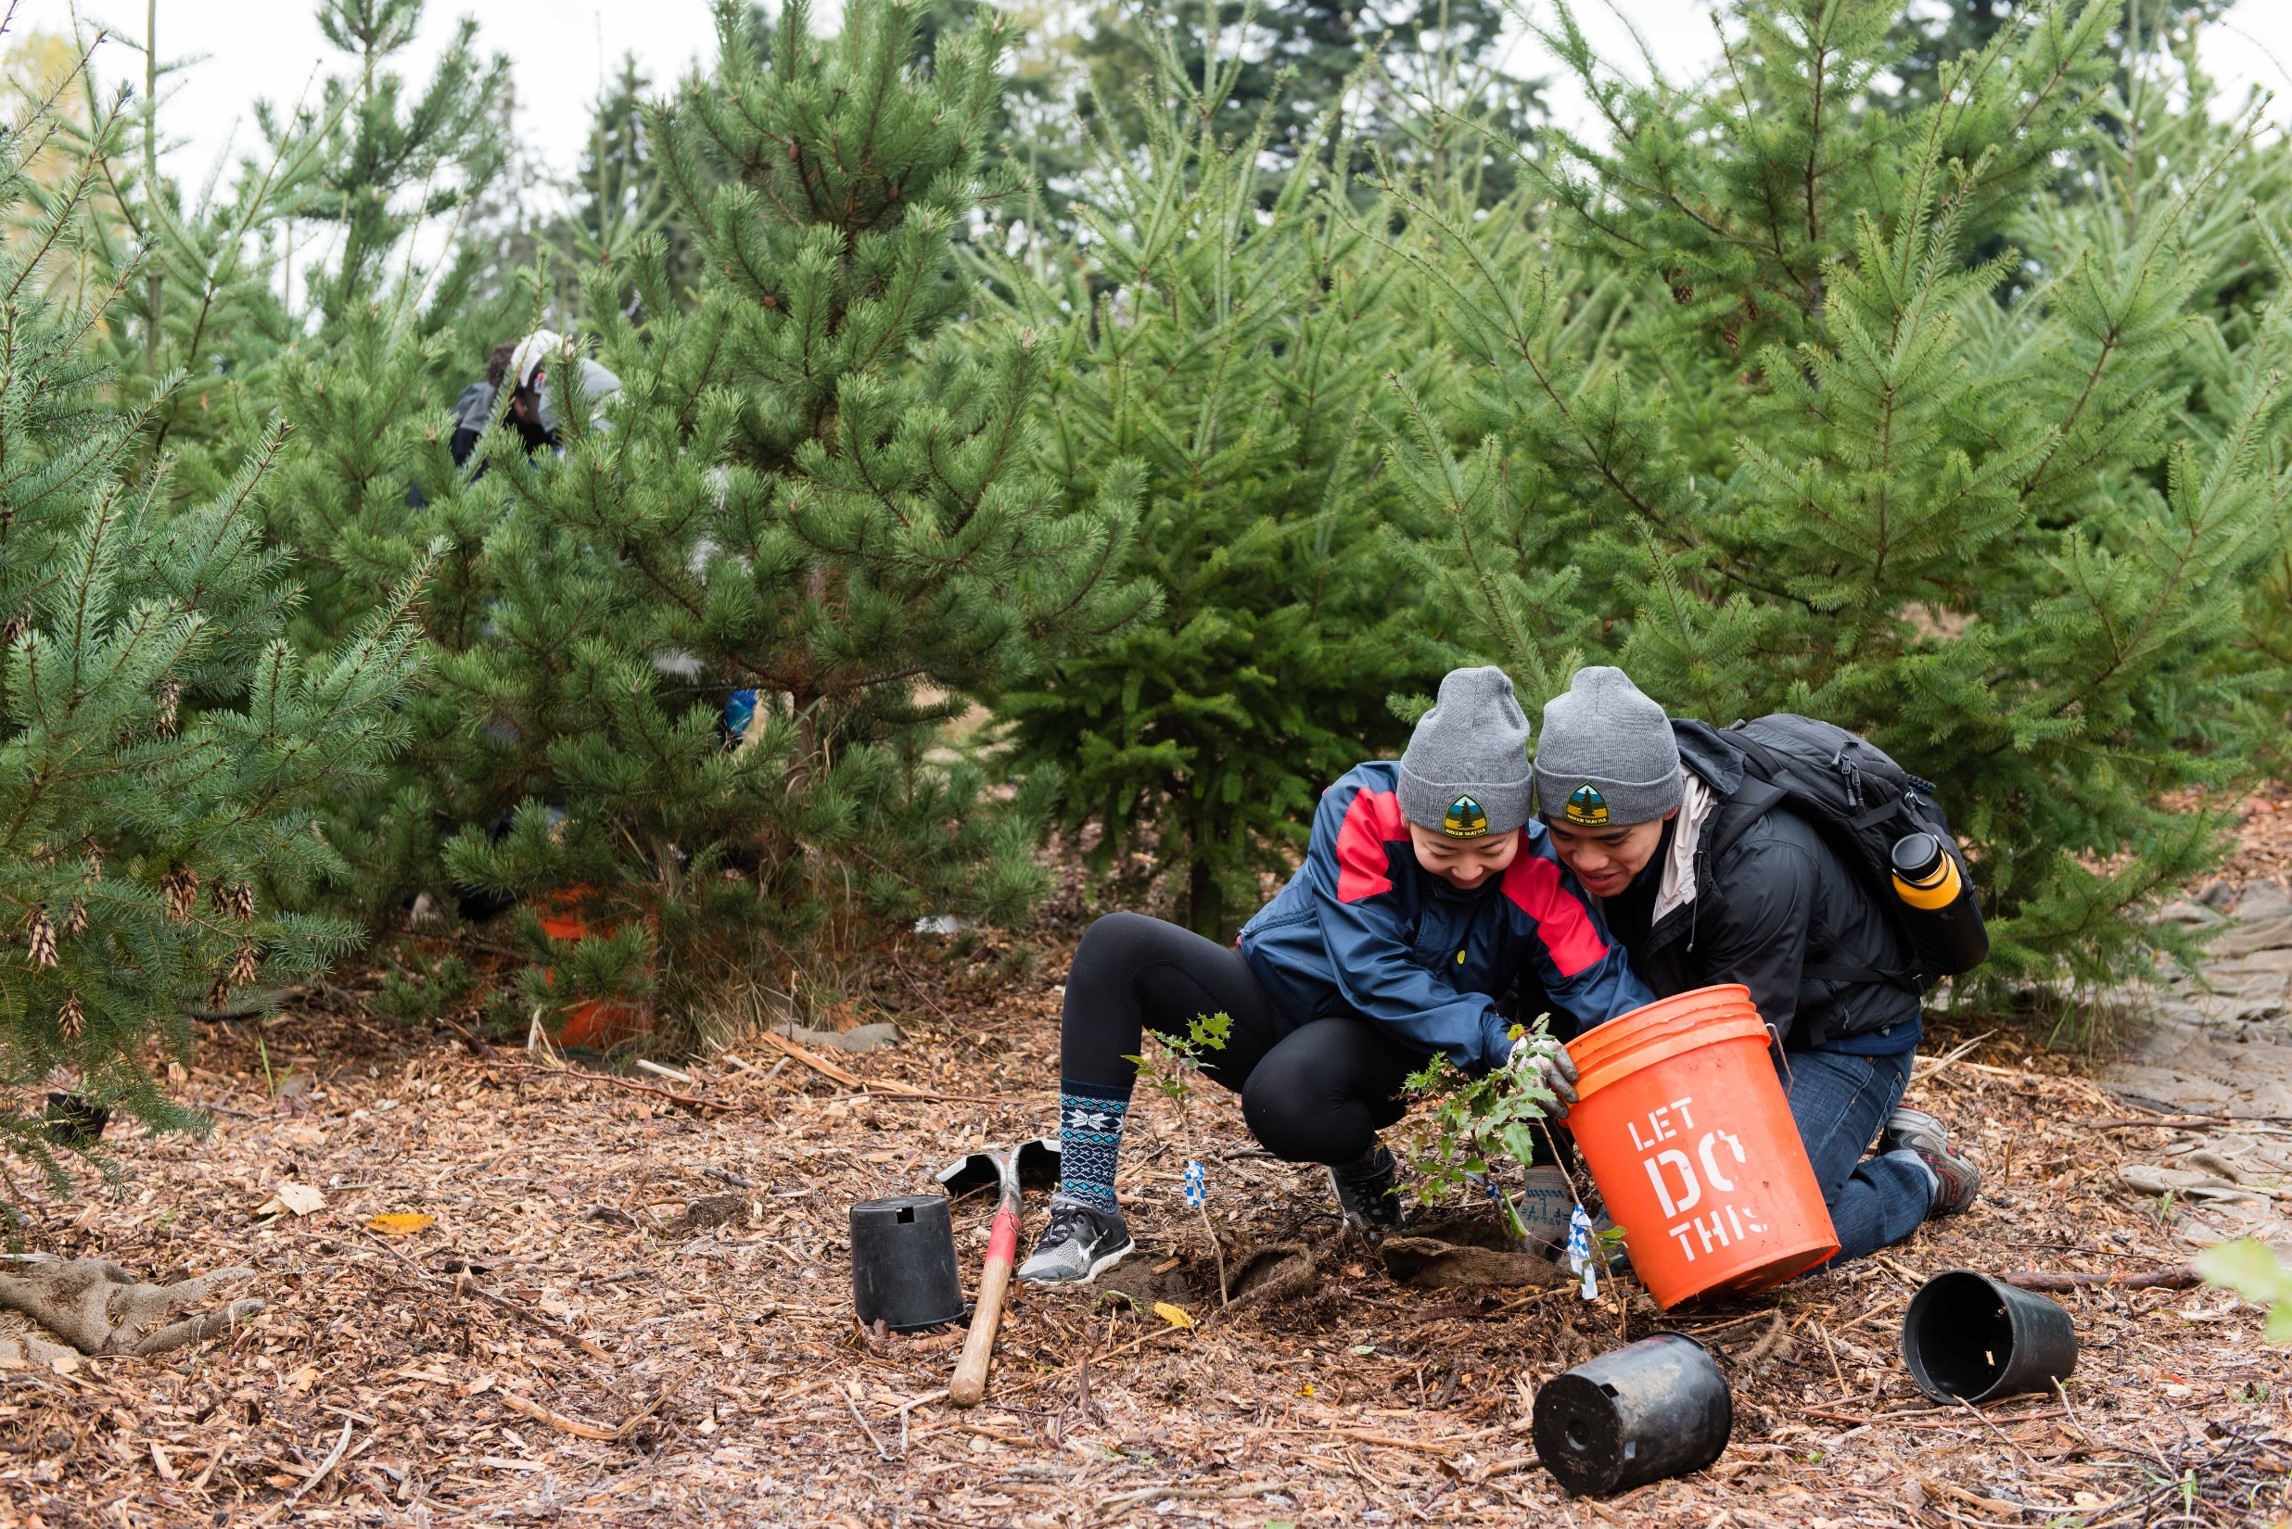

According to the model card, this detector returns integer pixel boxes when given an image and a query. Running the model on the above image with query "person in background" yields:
[445,340,518,469]
[504,328,621,453]
[1016,667,1649,1287]
[1531,667,1982,1264]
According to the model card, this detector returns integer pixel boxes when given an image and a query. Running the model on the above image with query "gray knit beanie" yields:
[1533,666,1684,827]
[1397,667,1534,839]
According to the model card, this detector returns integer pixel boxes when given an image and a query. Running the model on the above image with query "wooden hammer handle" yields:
[949,1198,1020,1407]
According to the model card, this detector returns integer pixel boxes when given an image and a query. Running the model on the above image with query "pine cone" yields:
[159,865,198,924]
[0,608,26,647]
[213,883,255,923]
[207,975,232,1010]
[154,678,181,740]
[228,941,260,989]
[25,907,58,969]
[57,994,83,1038]
[61,898,87,937]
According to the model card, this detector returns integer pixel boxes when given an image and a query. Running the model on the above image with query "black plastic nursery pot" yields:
[44,1092,108,1148]
[850,1194,966,1332]
[1901,1269,2077,1404]
[1532,1332,1733,1497]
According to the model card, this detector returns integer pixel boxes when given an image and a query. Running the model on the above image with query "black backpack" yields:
[1706,714,1988,988]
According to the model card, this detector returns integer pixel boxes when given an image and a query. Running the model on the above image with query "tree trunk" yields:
[1186,855,1229,943]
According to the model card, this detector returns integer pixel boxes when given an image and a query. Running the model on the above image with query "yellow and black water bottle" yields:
[1889,832,1989,974]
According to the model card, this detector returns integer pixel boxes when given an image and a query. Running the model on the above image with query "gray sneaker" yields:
[1911,1145,1982,1217]
[1327,1143,1405,1235]
[1881,1107,1950,1158]
[1016,1198,1134,1286]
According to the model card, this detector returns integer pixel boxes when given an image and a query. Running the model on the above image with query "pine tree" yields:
[987,48,1445,939]
[208,0,519,922]
[20,2,513,499]
[34,15,321,491]
[1075,0,1537,184]
[1887,0,2226,106]
[562,55,706,312]
[0,90,426,1176]
[438,0,1153,1030]
[274,0,512,329]
[1385,0,2292,991]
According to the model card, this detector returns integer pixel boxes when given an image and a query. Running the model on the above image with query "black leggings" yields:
[1063,912,1423,1165]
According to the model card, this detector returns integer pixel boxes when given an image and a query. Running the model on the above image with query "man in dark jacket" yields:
[446,340,518,468]
[1532,667,1980,1263]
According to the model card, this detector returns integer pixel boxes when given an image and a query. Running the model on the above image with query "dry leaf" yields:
[284,1364,319,1393]
[367,1212,436,1236]
[1151,1301,1194,1330]
[256,1182,326,1217]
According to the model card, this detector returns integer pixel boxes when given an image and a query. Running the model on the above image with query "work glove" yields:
[1507,1034,1579,1109]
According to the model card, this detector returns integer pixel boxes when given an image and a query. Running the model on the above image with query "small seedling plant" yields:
[1402,1016,1572,1245]
[1126,1012,1232,1305]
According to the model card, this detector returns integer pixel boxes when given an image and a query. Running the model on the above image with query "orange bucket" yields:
[1565,984,1837,1308]
[535,889,649,1049]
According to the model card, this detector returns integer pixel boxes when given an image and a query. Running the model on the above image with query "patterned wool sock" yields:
[1057,1080,1131,1212]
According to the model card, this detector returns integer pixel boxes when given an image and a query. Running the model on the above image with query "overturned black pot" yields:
[1533,1332,1733,1497]
[44,1092,108,1149]
[850,1194,965,1332]
[1901,1269,2077,1404]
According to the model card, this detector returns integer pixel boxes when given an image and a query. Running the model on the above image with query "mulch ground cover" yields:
[4,879,2290,1525]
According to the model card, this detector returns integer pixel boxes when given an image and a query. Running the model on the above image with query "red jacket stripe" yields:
[1334,787,1406,904]
[1501,854,1609,977]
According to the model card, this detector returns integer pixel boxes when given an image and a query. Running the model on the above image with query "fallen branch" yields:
[361,1231,612,1360]
[2089,1115,2292,1132]
[497,1387,647,1442]
[1093,1479,1287,1521]
[1918,1473,2041,1518]
[2001,1265,2199,1293]
[483,1056,743,1114]
[842,1381,893,1462]
[1807,1405,2066,1431]
[751,1031,1018,1103]
[755,1029,922,1093]
[1094,1323,1188,1365]
[1910,1031,1993,1086]
[1326,1428,1460,1457]
[243,1419,353,1523]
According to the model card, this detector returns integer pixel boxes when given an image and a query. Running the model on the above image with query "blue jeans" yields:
[1780,1048,1934,1263]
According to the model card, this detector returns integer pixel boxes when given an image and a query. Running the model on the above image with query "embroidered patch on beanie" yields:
[1564,783,1610,826]
[1442,794,1489,839]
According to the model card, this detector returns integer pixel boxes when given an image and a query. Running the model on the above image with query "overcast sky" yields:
[13,0,2292,196]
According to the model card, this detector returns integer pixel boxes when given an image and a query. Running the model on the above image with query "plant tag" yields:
[1564,1204,1592,1274]
[1182,1160,1206,1208]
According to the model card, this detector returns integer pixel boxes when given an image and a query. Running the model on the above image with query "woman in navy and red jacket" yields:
[1017,667,1652,1286]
